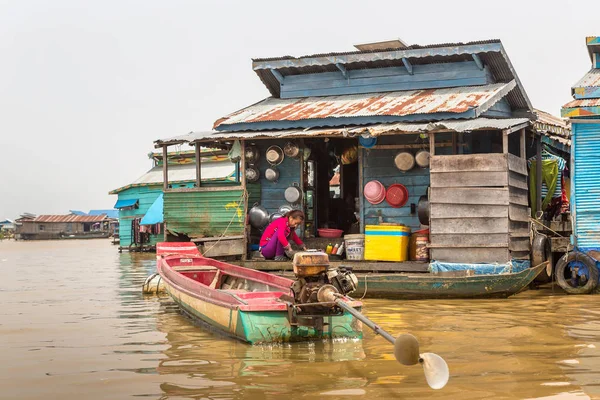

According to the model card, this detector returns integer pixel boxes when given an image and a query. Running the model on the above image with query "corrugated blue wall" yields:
[361,135,430,231]
[572,123,600,250]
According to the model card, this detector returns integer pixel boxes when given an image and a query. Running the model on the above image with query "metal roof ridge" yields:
[252,39,502,63]
[252,42,504,71]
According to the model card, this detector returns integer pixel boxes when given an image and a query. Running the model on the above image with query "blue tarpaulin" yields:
[140,194,163,225]
[429,260,531,275]
[114,199,138,209]
[89,209,119,219]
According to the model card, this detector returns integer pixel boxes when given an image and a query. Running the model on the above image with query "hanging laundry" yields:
[527,150,566,199]
[528,159,558,216]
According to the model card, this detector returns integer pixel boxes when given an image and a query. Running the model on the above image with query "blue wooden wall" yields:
[254,140,302,215]
[280,61,493,98]
[361,135,430,232]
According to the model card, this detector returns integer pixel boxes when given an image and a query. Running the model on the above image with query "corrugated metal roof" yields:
[573,69,600,88]
[155,117,530,145]
[251,40,532,112]
[214,82,516,129]
[253,39,502,62]
[533,109,571,147]
[110,160,236,194]
[133,163,234,185]
[563,98,600,108]
[32,215,107,223]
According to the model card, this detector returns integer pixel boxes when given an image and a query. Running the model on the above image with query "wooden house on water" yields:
[15,214,109,240]
[154,38,570,271]
[109,150,236,251]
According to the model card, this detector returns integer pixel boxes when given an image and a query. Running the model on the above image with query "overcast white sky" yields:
[1,0,598,218]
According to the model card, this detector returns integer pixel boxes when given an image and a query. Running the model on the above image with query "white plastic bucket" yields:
[345,234,365,261]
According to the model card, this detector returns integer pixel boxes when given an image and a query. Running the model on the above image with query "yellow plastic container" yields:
[364,225,411,262]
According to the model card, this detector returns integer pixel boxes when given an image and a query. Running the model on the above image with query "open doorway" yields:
[305,138,359,235]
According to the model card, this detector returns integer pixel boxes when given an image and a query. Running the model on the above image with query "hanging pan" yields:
[265,166,280,182]
[283,141,301,159]
[245,166,260,183]
[244,145,260,164]
[266,145,284,165]
[284,183,303,204]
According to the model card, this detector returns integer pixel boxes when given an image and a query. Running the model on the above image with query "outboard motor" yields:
[290,251,358,304]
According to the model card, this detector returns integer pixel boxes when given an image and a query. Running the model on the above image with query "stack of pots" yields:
[363,180,386,205]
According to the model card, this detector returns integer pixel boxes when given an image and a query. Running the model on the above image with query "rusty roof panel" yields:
[214,82,516,129]
[155,117,530,145]
[574,69,600,88]
[563,98,600,108]
[32,215,107,223]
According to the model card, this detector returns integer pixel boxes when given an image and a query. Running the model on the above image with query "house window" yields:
[39,225,45,231]
[66,223,72,232]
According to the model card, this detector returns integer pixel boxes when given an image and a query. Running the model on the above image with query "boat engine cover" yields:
[293,251,330,278]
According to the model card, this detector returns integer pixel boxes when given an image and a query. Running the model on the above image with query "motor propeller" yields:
[318,285,449,389]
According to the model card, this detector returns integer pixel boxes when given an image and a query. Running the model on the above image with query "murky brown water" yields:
[1,240,599,399]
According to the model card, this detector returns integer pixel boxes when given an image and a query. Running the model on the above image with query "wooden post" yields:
[162,144,169,241]
[429,133,435,156]
[358,147,365,234]
[195,142,201,187]
[452,132,458,155]
[535,136,542,215]
[502,131,509,154]
[520,128,526,159]
[240,140,248,260]
[162,145,169,191]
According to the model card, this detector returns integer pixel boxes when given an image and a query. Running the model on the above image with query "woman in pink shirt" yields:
[260,210,307,261]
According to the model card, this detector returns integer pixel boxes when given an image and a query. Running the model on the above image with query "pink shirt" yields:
[259,217,303,248]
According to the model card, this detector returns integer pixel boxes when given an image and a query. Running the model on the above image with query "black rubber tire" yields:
[532,234,553,283]
[555,251,599,294]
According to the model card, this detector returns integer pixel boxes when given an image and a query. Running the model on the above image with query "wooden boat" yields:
[348,262,547,299]
[156,243,363,344]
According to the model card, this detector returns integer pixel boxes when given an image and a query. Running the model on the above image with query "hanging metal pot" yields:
[244,146,260,164]
[245,166,260,183]
[283,141,301,159]
[269,212,284,223]
[265,166,280,182]
[266,145,284,165]
[278,204,294,215]
[248,203,269,229]
[417,195,430,226]
[284,183,303,204]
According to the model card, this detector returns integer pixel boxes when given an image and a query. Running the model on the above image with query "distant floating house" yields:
[109,149,236,251]
[0,219,16,235]
[15,214,109,240]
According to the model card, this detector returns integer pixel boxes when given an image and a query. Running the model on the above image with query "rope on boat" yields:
[360,274,369,300]
[201,191,248,256]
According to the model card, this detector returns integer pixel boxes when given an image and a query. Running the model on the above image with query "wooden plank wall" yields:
[280,61,493,98]
[429,154,513,264]
[362,135,430,231]
[507,153,530,259]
